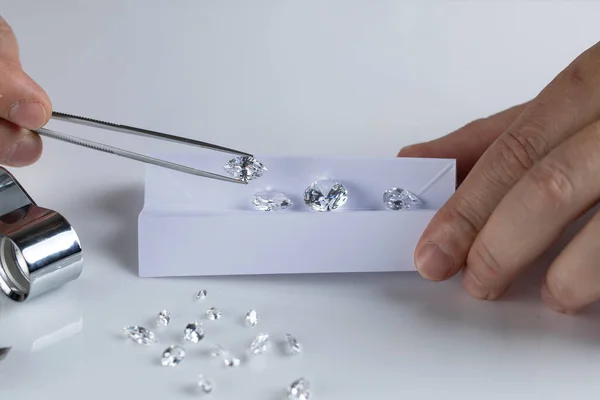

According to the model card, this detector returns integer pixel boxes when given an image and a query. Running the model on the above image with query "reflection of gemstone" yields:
[285,334,302,355]
[250,333,270,354]
[252,191,292,211]
[303,179,348,212]
[197,375,213,393]
[196,289,207,300]
[206,307,222,320]
[223,156,266,182]
[288,378,311,400]
[123,326,157,345]
[245,309,258,327]
[156,310,171,327]
[161,346,186,366]
[383,188,421,210]
[183,322,205,343]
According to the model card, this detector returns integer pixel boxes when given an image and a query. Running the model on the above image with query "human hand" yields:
[0,16,51,166]
[398,41,600,313]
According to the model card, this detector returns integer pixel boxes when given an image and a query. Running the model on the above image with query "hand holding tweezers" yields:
[32,112,251,184]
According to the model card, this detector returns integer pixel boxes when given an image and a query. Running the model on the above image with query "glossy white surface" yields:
[1,1,599,399]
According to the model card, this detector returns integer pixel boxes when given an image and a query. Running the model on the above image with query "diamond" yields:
[211,345,241,367]
[196,290,207,300]
[252,191,292,211]
[161,345,186,366]
[223,156,266,182]
[156,310,171,327]
[250,332,270,354]
[123,326,157,345]
[206,307,222,320]
[288,378,311,400]
[183,322,205,343]
[285,334,302,355]
[303,179,348,211]
[223,356,241,367]
[211,345,225,358]
[245,309,258,327]
[383,188,421,210]
[197,375,213,393]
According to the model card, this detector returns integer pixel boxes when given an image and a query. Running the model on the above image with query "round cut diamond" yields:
[383,188,421,210]
[288,378,311,400]
[198,375,213,393]
[196,289,207,300]
[161,345,186,366]
[206,307,222,320]
[252,191,292,211]
[304,179,348,211]
[223,156,266,182]
[156,310,171,327]
[183,322,205,343]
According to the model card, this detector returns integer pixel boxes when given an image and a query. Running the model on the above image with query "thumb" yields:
[398,102,528,184]
[0,16,51,130]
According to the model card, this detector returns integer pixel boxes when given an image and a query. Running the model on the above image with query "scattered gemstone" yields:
[245,309,258,327]
[224,356,241,367]
[161,345,186,367]
[211,344,225,358]
[206,307,222,320]
[223,156,266,182]
[288,378,311,400]
[250,333,270,354]
[156,310,171,327]
[123,326,157,345]
[196,290,207,300]
[285,334,302,355]
[383,188,421,210]
[252,191,292,211]
[304,179,348,211]
[197,375,213,393]
[183,322,205,343]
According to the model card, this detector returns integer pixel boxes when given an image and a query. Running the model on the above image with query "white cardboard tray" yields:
[138,154,456,277]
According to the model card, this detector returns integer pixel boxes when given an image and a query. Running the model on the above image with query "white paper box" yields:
[138,154,455,277]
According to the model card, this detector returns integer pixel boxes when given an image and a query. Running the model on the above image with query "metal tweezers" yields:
[32,112,251,184]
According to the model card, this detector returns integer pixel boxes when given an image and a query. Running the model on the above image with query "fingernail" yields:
[6,101,47,130]
[462,270,489,299]
[540,282,568,314]
[6,133,42,167]
[415,242,453,280]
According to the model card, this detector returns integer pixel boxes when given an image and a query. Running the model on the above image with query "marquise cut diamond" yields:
[123,326,156,345]
[223,156,266,182]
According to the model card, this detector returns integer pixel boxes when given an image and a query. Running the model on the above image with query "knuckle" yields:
[448,191,490,236]
[527,160,574,209]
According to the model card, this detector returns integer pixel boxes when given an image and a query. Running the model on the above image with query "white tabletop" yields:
[1,1,599,399]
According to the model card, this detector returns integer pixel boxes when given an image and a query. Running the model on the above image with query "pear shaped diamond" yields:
[285,334,302,355]
[123,326,157,345]
[383,188,421,210]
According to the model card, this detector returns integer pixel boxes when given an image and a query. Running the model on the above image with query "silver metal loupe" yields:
[0,168,83,302]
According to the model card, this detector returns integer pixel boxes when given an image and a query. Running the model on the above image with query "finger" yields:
[541,209,600,313]
[0,16,51,130]
[463,119,600,299]
[0,119,42,166]
[414,40,600,282]
[398,103,528,184]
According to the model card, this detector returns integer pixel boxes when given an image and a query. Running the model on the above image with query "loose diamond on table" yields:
[223,156,266,182]
[197,375,213,393]
[223,356,241,368]
[196,290,207,301]
[250,333,270,354]
[156,310,171,327]
[123,326,157,345]
[383,188,421,210]
[288,378,311,400]
[161,345,186,367]
[183,322,205,343]
[245,309,258,327]
[252,191,292,211]
[206,307,222,320]
[285,334,302,355]
[304,179,348,211]
[211,344,225,358]
[211,345,241,367]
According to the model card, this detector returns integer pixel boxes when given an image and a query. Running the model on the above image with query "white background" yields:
[0,1,599,399]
